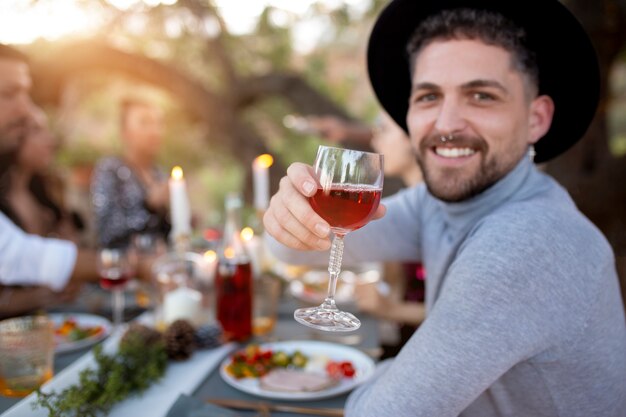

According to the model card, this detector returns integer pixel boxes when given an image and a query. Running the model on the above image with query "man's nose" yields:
[434,98,466,136]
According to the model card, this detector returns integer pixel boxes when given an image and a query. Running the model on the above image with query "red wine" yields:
[310,186,382,232]
[216,261,252,341]
[99,272,129,290]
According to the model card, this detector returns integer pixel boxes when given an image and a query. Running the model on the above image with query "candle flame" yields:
[254,154,274,169]
[171,166,184,180]
[240,227,254,242]
[203,250,217,263]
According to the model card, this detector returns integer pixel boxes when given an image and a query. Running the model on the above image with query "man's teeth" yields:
[435,147,476,158]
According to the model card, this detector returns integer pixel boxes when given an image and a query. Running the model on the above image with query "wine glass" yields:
[294,145,384,331]
[97,247,133,332]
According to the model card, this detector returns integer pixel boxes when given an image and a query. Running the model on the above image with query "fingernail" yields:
[303,181,315,195]
[315,223,330,237]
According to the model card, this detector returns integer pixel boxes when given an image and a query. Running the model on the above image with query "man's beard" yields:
[415,133,516,203]
[0,117,27,154]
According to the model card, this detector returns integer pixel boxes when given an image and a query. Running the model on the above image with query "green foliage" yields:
[33,338,167,417]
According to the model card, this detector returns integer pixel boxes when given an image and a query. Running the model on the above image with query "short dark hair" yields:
[0,43,28,63]
[407,8,539,96]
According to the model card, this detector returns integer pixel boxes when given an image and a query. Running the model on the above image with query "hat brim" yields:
[367,0,600,163]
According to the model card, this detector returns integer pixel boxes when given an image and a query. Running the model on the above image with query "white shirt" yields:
[0,211,77,291]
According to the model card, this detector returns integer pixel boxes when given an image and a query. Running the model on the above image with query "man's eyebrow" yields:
[411,82,440,94]
[461,79,509,94]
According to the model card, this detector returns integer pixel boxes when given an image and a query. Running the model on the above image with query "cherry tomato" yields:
[326,361,343,379]
[340,361,356,378]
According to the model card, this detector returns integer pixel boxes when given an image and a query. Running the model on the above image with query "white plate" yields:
[49,313,112,354]
[288,264,383,305]
[219,340,376,401]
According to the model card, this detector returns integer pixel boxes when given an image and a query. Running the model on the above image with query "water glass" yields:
[0,316,54,397]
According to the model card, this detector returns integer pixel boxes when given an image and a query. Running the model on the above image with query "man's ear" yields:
[528,95,555,145]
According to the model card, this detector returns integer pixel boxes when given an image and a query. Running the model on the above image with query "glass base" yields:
[294,305,361,332]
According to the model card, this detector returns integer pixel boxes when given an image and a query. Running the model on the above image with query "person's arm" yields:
[0,284,82,319]
[307,115,374,144]
[0,212,76,290]
[345,212,587,417]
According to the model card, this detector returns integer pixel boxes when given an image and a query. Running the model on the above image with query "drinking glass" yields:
[0,316,54,397]
[97,248,133,332]
[294,145,384,331]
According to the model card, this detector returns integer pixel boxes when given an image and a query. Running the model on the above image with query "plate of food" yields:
[288,265,385,305]
[219,340,376,400]
[50,313,112,354]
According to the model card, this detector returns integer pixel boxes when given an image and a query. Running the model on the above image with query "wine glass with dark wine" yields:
[97,247,133,332]
[294,145,384,331]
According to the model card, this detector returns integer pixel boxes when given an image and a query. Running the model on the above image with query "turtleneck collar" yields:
[434,155,534,227]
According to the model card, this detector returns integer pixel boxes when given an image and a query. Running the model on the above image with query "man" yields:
[263,1,626,416]
[0,44,124,293]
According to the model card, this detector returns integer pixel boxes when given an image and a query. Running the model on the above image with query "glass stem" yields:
[112,289,125,331]
[322,234,345,310]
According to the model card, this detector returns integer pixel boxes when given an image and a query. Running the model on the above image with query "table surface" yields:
[0,288,380,416]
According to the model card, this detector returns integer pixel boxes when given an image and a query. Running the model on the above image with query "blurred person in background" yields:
[0,44,154,318]
[0,105,84,317]
[0,105,83,242]
[91,98,170,249]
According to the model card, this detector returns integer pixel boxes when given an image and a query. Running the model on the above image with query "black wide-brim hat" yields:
[367,0,600,163]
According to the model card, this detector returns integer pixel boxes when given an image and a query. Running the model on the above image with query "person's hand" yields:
[55,282,83,304]
[262,162,386,251]
[354,282,391,317]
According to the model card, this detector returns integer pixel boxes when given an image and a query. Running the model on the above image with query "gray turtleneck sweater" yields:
[266,157,626,417]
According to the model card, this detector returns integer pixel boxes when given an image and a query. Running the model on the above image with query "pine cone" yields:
[195,323,223,349]
[164,320,196,360]
[120,323,163,350]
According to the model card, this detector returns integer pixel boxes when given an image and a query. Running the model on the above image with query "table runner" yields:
[1,314,236,417]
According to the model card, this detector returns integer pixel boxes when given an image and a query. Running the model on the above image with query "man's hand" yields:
[263,162,385,251]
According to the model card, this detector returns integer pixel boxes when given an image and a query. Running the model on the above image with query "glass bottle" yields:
[215,193,253,341]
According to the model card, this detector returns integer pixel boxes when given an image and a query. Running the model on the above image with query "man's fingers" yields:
[286,163,318,197]
[372,203,386,220]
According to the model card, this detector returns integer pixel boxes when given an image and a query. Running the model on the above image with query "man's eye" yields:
[413,93,438,103]
[472,92,495,101]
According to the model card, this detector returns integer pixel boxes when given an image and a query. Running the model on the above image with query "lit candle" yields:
[252,154,274,213]
[163,286,202,326]
[241,227,262,276]
[169,166,192,241]
[202,249,218,282]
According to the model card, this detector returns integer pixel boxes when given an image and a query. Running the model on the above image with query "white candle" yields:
[252,154,273,212]
[241,227,261,276]
[169,166,192,240]
[163,286,202,325]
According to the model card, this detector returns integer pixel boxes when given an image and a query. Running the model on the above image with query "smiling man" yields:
[263,0,626,416]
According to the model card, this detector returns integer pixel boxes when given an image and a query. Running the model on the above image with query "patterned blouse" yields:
[91,156,170,248]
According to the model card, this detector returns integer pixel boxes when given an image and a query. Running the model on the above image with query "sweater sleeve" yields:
[265,185,425,266]
[346,207,591,417]
[0,213,76,291]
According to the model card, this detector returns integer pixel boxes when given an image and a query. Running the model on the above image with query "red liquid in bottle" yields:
[310,186,382,232]
[215,261,252,341]
[99,272,129,290]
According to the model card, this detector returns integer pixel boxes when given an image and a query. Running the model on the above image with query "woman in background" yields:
[0,105,82,317]
[91,98,170,249]
[0,106,82,241]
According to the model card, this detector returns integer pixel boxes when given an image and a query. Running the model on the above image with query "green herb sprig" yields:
[33,333,167,417]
